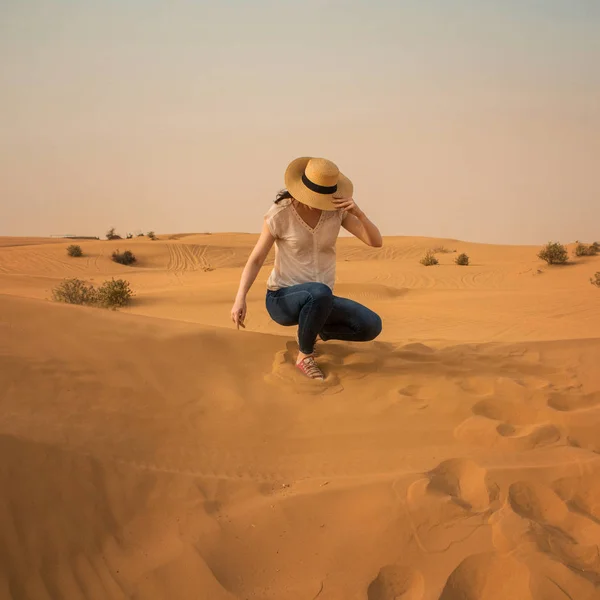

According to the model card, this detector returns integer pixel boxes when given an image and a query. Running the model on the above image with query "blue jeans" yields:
[266,282,382,354]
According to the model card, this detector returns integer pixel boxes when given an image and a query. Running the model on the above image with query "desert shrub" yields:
[96,278,134,308]
[106,227,122,240]
[538,242,568,265]
[420,251,439,266]
[126,233,133,239]
[455,253,469,266]
[432,246,453,254]
[52,277,134,309]
[136,232,145,237]
[147,231,157,240]
[67,244,83,257]
[112,249,136,265]
[591,272,600,287]
[575,242,597,257]
[52,278,97,305]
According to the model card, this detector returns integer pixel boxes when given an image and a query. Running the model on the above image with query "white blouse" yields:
[265,198,347,291]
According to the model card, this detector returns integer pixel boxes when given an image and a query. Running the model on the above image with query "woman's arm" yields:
[332,197,383,248]
[231,220,276,328]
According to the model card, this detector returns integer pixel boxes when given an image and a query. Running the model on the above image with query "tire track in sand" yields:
[167,243,213,277]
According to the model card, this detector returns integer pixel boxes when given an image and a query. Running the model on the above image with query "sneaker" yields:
[296,355,325,380]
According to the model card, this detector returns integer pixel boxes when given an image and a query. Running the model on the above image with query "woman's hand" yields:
[231,296,247,329]
[336,197,383,248]
[332,196,363,218]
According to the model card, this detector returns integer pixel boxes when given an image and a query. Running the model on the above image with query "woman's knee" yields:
[364,312,382,341]
[306,283,333,304]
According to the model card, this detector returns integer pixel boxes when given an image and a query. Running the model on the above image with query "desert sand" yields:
[1,233,599,600]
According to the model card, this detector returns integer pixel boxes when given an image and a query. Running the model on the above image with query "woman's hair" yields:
[274,189,293,203]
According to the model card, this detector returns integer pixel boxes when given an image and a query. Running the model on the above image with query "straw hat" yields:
[284,157,353,211]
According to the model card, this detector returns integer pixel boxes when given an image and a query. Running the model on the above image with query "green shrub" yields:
[52,278,97,305]
[420,251,439,266]
[455,253,469,266]
[538,242,568,265]
[96,278,134,308]
[575,243,597,257]
[591,272,600,288]
[147,231,157,240]
[67,244,83,257]
[112,249,136,266]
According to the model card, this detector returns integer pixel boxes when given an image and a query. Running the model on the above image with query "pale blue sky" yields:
[1,1,599,243]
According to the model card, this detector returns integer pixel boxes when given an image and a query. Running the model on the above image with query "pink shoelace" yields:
[296,356,325,380]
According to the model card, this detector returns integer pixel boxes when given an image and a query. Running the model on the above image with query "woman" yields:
[231,157,383,380]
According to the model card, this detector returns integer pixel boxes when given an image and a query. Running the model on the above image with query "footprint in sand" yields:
[547,538,600,583]
[385,385,430,412]
[426,458,491,512]
[457,377,495,396]
[454,416,560,451]
[509,480,569,526]
[547,390,600,412]
[554,472,600,522]
[471,397,542,426]
[367,564,424,600]
[438,552,533,600]
[404,458,498,554]
[454,387,562,451]
[515,479,600,547]
[567,423,600,454]
[508,480,600,581]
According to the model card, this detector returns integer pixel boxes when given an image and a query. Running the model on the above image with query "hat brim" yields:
[284,157,354,211]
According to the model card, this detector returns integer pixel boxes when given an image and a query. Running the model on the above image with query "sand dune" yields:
[1,234,599,599]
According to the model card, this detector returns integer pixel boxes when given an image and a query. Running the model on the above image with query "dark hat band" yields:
[302,172,338,195]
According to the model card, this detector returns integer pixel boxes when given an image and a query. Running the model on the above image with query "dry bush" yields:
[432,246,453,254]
[96,278,134,308]
[52,278,97,305]
[575,242,598,257]
[455,253,469,266]
[67,244,83,257]
[106,227,121,240]
[147,231,157,240]
[52,278,133,309]
[591,272,600,288]
[112,249,136,266]
[420,251,439,266]
[538,242,568,265]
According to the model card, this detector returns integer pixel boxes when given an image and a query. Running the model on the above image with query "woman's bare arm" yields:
[332,197,383,247]
[231,221,275,328]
